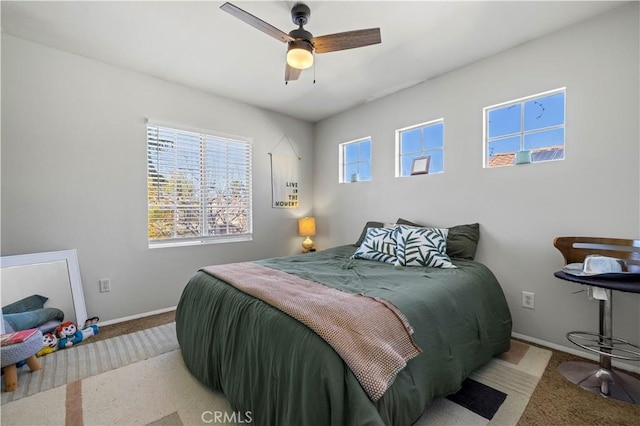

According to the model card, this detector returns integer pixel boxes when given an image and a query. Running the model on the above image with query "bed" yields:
[176,224,512,425]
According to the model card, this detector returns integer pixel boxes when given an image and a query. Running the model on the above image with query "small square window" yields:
[339,138,371,183]
[396,119,444,177]
[485,88,565,168]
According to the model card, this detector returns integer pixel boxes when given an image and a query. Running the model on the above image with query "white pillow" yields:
[352,227,398,264]
[394,225,456,268]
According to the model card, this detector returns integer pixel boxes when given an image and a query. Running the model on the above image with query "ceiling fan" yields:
[220,2,381,82]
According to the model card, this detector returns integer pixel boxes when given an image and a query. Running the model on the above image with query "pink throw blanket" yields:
[200,262,421,401]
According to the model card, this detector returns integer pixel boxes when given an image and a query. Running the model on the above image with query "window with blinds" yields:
[147,123,252,247]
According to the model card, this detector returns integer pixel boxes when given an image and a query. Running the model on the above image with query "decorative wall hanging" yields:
[411,156,431,175]
[269,136,300,209]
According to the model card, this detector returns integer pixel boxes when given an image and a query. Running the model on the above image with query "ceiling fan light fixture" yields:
[287,41,313,70]
[221,2,381,82]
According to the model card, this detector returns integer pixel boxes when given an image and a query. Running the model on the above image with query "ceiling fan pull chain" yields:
[313,53,316,84]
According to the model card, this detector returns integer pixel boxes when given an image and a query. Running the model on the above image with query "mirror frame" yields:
[0,249,87,333]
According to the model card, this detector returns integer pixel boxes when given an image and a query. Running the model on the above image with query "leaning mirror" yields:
[0,249,87,334]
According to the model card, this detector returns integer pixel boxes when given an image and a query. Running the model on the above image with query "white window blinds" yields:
[147,123,252,247]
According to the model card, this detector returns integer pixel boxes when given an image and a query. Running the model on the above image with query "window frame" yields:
[338,137,372,183]
[146,121,253,248]
[483,87,566,168]
[395,118,445,177]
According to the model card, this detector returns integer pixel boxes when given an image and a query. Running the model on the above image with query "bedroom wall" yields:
[313,4,640,366]
[1,35,314,322]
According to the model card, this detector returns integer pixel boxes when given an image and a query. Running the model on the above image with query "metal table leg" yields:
[558,290,640,405]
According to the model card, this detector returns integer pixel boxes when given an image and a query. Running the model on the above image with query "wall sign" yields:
[269,135,301,209]
[270,152,299,209]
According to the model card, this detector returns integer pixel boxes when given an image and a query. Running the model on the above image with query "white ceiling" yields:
[1,1,628,123]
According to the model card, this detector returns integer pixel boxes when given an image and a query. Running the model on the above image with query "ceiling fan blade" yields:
[285,64,302,82]
[312,28,381,54]
[220,2,294,43]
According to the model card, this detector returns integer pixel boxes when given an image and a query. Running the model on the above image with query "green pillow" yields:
[395,218,421,227]
[396,218,480,260]
[447,223,480,260]
[2,294,48,314]
[354,221,385,247]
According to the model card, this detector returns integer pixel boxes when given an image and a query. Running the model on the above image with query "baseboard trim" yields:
[99,306,176,327]
[512,332,640,374]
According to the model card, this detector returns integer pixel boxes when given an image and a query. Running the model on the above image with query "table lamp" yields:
[298,216,316,252]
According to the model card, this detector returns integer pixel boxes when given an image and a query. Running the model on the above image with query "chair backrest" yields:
[553,237,640,272]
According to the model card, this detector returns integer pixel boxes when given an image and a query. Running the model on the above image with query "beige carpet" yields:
[1,327,551,425]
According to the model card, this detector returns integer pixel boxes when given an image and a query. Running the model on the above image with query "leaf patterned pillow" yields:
[395,225,456,268]
[352,227,398,264]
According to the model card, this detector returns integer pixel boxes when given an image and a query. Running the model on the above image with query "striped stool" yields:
[1,330,43,392]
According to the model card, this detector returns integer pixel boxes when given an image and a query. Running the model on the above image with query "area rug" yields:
[1,328,551,425]
[1,322,179,405]
[416,339,552,425]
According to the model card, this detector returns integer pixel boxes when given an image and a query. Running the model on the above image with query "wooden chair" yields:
[554,236,640,272]
[553,236,640,404]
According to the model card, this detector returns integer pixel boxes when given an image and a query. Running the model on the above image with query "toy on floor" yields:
[55,321,99,349]
[36,332,58,357]
[81,324,99,339]
[84,316,99,326]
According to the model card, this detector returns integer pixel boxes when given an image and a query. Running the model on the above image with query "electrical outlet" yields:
[99,278,111,293]
[522,291,535,309]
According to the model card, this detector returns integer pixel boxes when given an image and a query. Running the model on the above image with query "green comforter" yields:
[176,246,512,426]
